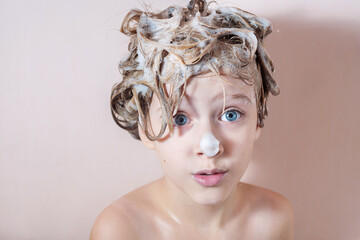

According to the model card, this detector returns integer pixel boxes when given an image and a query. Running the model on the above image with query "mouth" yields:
[192,169,228,187]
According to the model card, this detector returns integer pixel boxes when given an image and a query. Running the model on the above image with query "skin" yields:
[90,73,294,240]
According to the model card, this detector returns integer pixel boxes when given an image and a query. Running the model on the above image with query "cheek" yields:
[154,144,172,164]
[155,137,195,177]
[227,135,255,179]
[155,141,184,169]
[223,126,256,154]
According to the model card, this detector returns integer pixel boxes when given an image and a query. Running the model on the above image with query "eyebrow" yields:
[214,93,252,104]
[163,93,253,113]
[230,93,252,104]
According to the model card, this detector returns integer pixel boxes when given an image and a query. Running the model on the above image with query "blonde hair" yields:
[111,0,279,140]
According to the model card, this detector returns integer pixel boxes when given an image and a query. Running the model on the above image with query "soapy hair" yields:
[111,0,280,140]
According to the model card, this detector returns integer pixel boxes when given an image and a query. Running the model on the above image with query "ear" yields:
[255,125,262,141]
[138,124,155,150]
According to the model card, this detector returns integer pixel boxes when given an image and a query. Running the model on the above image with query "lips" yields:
[192,169,228,187]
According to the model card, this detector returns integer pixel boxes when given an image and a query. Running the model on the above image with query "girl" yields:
[91,0,294,239]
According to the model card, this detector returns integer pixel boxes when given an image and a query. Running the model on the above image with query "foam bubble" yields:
[200,133,220,157]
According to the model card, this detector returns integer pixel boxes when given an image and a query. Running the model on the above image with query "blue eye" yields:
[174,114,188,126]
[220,110,241,122]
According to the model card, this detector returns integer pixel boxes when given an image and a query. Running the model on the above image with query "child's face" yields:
[140,72,261,205]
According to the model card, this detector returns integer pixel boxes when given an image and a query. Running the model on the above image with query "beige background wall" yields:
[1,0,359,239]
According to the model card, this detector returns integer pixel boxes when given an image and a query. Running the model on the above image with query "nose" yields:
[197,132,224,158]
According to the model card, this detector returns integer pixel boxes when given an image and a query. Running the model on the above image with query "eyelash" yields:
[219,108,244,122]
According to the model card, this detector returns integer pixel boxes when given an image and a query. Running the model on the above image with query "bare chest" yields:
[134,216,277,240]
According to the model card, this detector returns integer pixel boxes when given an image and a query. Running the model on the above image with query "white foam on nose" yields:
[200,133,220,157]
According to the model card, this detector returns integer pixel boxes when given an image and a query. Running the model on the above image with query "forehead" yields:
[183,72,256,104]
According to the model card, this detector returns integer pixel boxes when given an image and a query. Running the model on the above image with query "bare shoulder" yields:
[89,198,139,240]
[239,183,294,240]
[90,181,161,240]
[240,182,293,214]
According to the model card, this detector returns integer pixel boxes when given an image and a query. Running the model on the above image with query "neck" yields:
[157,177,242,232]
